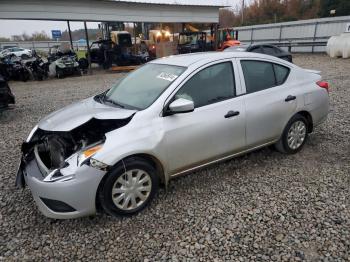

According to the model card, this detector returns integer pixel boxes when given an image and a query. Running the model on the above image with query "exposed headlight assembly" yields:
[77,144,109,171]
[77,144,103,166]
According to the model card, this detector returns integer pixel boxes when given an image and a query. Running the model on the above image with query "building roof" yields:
[0,0,224,23]
[110,0,230,7]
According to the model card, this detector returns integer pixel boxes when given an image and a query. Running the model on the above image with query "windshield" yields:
[118,34,132,47]
[105,63,186,110]
[179,34,199,45]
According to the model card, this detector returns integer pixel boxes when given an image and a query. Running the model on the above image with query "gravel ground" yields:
[0,54,349,261]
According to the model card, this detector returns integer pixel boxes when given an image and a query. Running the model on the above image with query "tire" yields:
[56,67,63,79]
[99,158,159,216]
[21,71,29,82]
[275,114,308,154]
[102,61,111,69]
[78,58,89,70]
[75,68,82,76]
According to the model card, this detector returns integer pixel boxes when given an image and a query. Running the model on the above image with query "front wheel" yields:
[99,158,159,216]
[275,114,308,154]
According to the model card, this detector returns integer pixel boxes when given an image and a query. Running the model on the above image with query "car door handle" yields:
[224,110,240,118]
[285,95,296,102]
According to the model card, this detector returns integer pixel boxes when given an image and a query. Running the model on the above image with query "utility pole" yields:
[241,0,245,25]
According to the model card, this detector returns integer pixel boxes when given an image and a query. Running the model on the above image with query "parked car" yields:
[0,75,15,108]
[0,47,32,59]
[16,52,329,219]
[225,44,293,62]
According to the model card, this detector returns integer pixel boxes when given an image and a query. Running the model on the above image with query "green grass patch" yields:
[76,50,86,59]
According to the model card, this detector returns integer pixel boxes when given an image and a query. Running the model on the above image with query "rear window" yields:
[263,46,276,55]
[250,46,263,53]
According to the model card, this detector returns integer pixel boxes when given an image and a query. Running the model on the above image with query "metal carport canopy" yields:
[0,0,229,23]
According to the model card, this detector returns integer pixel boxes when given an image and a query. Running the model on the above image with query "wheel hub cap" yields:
[287,120,306,150]
[111,169,152,211]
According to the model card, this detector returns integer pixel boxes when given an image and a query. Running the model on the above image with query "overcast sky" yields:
[0,21,100,38]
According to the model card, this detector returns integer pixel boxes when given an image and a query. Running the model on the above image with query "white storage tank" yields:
[327,31,350,59]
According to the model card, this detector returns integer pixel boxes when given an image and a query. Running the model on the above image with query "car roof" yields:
[150,51,292,67]
[251,43,276,48]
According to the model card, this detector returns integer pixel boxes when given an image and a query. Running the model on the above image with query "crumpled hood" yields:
[38,97,137,131]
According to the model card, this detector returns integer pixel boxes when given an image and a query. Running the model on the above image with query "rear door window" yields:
[240,60,290,94]
[241,60,276,93]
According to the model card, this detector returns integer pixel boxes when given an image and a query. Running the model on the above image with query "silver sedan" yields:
[16,52,329,219]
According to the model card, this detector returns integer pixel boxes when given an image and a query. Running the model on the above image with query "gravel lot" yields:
[0,54,349,261]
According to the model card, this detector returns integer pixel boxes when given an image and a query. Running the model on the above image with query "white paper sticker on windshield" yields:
[157,72,178,82]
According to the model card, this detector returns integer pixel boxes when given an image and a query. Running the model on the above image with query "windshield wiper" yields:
[103,96,125,108]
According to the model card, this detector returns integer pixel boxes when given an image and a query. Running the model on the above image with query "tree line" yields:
[220,0,350,28]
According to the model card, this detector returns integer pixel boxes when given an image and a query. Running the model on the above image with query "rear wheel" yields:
[275,114,308,154]
[99,158,159,216]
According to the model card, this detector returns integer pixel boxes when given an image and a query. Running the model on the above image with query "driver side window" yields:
[175,62,235,108]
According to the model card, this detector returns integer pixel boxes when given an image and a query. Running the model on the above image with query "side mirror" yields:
[168,98,194,114]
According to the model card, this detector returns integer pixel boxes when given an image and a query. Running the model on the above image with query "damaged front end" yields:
[16,117,132,189]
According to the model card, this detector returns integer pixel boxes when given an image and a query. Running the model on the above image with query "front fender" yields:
[93,117,169,181]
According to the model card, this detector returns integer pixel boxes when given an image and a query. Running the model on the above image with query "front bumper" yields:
[17,153,106,219]
[57,65,79,75]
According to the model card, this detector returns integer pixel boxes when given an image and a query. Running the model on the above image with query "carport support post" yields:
[214,23,219,50]
[67,21,74,50]
[134,22,137,54]
[84,21,92,74]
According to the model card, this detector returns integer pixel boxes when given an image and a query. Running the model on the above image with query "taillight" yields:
[316,81,329,93]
